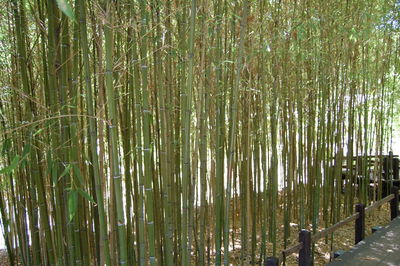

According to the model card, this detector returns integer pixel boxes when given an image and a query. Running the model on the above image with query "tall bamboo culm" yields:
[0,0,399,265]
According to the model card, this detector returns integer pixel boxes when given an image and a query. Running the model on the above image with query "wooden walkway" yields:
[329,216,400,265]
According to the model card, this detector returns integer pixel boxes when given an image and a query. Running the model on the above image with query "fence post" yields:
[390,186,399,220]
[298,229,311,266]
[265,257,279,266]
[355,203,365,244]
[393,157,399,181]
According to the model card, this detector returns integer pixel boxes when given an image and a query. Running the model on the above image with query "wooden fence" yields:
[265,186,399,266]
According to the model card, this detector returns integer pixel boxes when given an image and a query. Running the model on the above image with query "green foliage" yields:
[56,0,76,22]
[68,188,95,222]
[58,164,72,183]
[68,190,78,222]
[76,188,95,203]
[0,155,19,175]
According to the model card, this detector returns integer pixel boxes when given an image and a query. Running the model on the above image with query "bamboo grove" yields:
[0,0,399,265]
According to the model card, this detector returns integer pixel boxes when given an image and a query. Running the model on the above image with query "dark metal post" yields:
[393,158,399,181]
[333,250,345,258]
[265,257,279,266]
[355,203,365,244]
[390,186,399,220]
[299,229,311,266]
[384,155,389,179]
[371,226,383,233]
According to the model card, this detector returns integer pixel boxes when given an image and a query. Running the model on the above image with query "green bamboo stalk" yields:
[213,0,225,264]
[180,0,196,265]
[148,3,164,262]
[163,1,176,264]
[46,1,67,263]
[129,9,147,264]
[59,10,77,265]
[123,5,135,265]
[224,0,249,263]
[69,0,83,264]
[137,0,156,264]
[198,3,209,263]
[146,0,174,264]
[77,0,111,264]
[104,2,128,259]
[10,1,41,265]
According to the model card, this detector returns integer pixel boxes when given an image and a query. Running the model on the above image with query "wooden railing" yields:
[265,186,400,266]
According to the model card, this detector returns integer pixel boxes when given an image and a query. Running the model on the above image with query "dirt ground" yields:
[0,249,11,265]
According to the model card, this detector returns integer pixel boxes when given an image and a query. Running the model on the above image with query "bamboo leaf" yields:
[77,188,95,203]
[20,143,31,167]
[72,164,84,186]
[58,164,72,182]
[33,127,45,136]
[0,155,20,174]
[21,143,31,160]
[51,162,57,185]
[56,0,76,22]
[68,190,78,222]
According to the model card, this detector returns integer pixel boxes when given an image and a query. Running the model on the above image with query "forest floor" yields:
[0,249,12,265]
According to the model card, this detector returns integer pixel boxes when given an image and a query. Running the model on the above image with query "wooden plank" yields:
[312,213,359,241]
[282,242,303,257]
[365,194,394,215]
[328,216,400,265]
